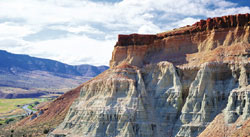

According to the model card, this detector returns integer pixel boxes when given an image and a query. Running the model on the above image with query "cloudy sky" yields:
[0,0,250,66]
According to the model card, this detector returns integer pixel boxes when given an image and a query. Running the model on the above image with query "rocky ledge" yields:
[116,14,250,43]
[159,13,250,38]
[116,34,157,46]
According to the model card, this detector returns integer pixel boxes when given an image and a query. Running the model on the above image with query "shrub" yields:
[5,118,15,124]
[43,129,49,134]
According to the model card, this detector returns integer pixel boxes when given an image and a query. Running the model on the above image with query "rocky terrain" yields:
[4,14,250,137]
[48,14,250,137]
[0,50,108,98]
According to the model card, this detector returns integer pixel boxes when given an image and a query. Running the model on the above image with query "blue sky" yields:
[227,0,250,7]
[0,0,249,66]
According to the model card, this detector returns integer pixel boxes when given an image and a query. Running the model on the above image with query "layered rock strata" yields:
[50,14,250,137]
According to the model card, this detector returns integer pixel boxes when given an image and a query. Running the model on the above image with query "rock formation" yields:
[50,14,250,137]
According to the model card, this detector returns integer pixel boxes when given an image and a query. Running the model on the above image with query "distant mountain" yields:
[0,50,109,98]
[75,64,109,77]
[0,50,108,77]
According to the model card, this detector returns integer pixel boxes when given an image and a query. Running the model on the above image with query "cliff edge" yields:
[110,13,250,68]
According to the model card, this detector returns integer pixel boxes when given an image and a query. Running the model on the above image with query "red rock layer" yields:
[110,13,250,68]
[198,113,250,137]
[158,13,250,38]
[116,14,250,41]
[194,13,250,30]
[116,34,156,46]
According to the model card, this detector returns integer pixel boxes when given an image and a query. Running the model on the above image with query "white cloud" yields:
[23,35,115,66]
[207,7,250,17]
[0,0,249,65]
[138,23,161,34]
[49,25,104,34]
[174,17,200,28]
[0,22,37,38]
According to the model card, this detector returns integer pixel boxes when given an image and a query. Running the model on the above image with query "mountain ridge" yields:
[0,50,108,98]
[0,50,108,77]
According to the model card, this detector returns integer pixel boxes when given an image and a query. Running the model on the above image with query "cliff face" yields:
[110,13,250,68]
[50,14,250,137]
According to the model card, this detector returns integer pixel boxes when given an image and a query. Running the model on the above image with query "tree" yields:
[34,101,40,105]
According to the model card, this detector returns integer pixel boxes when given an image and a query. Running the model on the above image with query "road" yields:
[22,104,37,114]
[0,104,37,119]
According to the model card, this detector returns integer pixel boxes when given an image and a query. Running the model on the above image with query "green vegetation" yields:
[0,119,5,125]
[27,104,37,111]
[0,98,46,114]
[0,117,23,126]
[4,118,15,124]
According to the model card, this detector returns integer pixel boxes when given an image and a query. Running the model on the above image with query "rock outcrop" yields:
[199,87,250,137]
[157,13,250,38]
[50,14,250,137]
[110,20,250,67]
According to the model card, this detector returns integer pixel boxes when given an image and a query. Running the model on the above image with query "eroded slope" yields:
[50,14,250,137]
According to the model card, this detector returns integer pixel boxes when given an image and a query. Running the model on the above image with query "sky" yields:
[0,0,249,66]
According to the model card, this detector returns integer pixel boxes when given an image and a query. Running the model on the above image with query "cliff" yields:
[45,13,250,137]
[110,14,250,68]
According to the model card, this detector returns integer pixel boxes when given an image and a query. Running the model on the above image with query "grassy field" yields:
[0,98,46,115]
